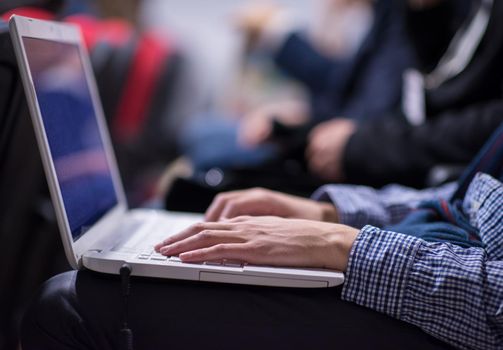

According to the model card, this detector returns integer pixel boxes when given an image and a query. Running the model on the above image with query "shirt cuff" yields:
[311,185,389,228]
[341,225,423,318]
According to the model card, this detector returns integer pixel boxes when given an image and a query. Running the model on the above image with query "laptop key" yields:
[150,253,168,261]
[151,257,168,261]
[223,260,243,268]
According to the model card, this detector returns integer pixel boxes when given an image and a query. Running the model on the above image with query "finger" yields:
[207,188,270,221]
[159,230,243,256]
[239,118,272,148]
[251,123,272,146]
[218,197,265,220]
[219,203,241,220]
[237,119,254,146]
[179,243,253,263]
[225,215,253,223]
[155,221,232,251]
[205,192,242,222]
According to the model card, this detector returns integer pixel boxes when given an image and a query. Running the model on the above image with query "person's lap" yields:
[22,270,454,350]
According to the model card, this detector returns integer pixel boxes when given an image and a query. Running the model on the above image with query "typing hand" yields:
[204,187,338,223]
[154,216,359,271]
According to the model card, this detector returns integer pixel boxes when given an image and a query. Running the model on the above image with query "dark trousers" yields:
[22,270,454,350]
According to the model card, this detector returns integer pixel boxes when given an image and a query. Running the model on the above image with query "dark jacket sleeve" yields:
[274,32,352,96]
[342,101,503,188]
[405,0,472,72]
[275,0,415,122]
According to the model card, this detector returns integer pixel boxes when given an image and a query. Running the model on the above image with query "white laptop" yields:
[9,15,344,288]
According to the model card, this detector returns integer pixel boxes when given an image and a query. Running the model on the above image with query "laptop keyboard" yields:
[112,214,195,254]
[111,213,244,268]
[135,250,243,268]
[137,251,182,262]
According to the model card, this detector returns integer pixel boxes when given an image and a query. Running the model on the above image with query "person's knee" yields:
[21,271,78,348]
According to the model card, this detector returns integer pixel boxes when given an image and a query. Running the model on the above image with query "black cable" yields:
[120,263,134,350]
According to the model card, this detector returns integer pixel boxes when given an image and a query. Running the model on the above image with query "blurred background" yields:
[140,0,312,112]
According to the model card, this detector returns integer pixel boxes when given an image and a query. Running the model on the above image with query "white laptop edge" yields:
[9,15,129,269]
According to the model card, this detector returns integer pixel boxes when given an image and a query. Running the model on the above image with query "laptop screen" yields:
[23,37,118,241]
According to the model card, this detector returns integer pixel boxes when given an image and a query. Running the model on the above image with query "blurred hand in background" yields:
[306,118,357,181]
[238,100,308,147]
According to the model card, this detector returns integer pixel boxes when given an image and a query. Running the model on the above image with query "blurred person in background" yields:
[179,0,415,177]
[182,0,503,193]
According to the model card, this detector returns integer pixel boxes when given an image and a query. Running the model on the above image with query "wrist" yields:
[337,227,359,271]
[325,225,359,271]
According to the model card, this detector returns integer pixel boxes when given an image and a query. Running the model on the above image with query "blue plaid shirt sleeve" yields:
[311,182,456,228]
[342,174,503,350]
[463,173,503,260]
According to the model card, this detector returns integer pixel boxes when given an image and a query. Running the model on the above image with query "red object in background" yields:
[112,32,172,142]
[2,7,179,205]
[1,8,131,49]
[65,15,175,142]
[1,7,55,21]
[65,14,132,49]
[2,8,175,143]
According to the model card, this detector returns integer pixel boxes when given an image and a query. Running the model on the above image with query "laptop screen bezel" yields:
[9,15,128,269]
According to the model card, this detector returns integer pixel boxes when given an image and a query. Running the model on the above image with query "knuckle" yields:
[254,187,268,195]
[225,201,238,211]
[235,216,252,224]
[214,193,229,203]
[250,229,266,239]
[192,222,206,232]
[214,244,228,253]
[250,187,265,195]
[198,230,212,240]
[250,240,267,254]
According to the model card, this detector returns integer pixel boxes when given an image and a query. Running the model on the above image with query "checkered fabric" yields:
[312,182,457,229]
[342,173,503,350]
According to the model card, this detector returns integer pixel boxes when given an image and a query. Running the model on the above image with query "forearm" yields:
[343,101,503,188]
[342,225,503,350]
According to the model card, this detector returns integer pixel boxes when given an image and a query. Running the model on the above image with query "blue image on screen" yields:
[23,37,118,241]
